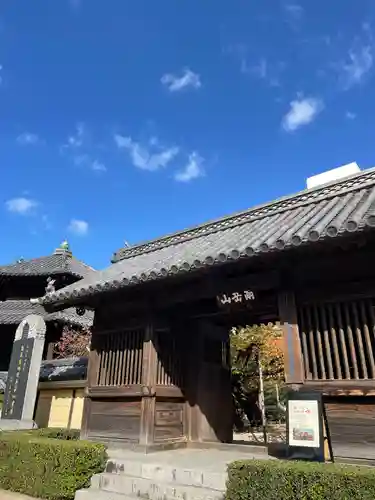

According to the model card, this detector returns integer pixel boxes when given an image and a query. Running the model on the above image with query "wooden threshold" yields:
[303,380,375,397]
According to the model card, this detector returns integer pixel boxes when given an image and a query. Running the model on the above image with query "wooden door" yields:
[196,321,233,443]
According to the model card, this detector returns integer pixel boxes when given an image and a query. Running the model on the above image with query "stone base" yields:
[0,419,37,431]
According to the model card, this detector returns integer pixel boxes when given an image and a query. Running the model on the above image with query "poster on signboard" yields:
[288,399,320,448]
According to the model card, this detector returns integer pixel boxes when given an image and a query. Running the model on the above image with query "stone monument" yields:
[0,314,46,430]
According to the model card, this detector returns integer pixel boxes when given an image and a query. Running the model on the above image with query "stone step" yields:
[75,488,133,500]
[105,458,226,490]
[91,472,224,500]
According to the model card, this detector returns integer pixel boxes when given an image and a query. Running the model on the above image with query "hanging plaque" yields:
[217,290,255,307]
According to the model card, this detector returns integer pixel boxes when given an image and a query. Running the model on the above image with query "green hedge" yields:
[30,427,80,440]
[226,459,375,500]
[0,431,106,500]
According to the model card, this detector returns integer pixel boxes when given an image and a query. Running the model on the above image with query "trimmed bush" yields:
[0,431,106,499]
[31,427,80,440]
[226,459,375,500]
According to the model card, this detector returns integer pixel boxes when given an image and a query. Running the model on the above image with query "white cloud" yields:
[68,218,89,236]
[252,58,268,79]
[161,68,201,92]
[226,44,248,74]
[73,154,88,166]
[249,58,284,87]
[346,111,356,120]
[339,44,373,89]
[16,132,41,146]
[115,134,179,171]
[283,3,304,30]
[226,46,283,86]
[284,4,304,20]
[63,122,85,150]
[62,124,106,173]
[91,159,106,172]
[5,197,38,215]
[175,152,204,182]
[333,24,374,90]
[282,97,324,132]
[41,214,52,230]
[74,154,106,172]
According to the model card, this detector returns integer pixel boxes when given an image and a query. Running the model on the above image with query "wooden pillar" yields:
[80,327,99,440]
[185,323,202,442]
[139,323,157,446]
[278,290,304,385]
[46,342,55,360]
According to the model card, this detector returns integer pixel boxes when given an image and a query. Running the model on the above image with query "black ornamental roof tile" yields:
[41,167,375,307]
[0,300,93,327]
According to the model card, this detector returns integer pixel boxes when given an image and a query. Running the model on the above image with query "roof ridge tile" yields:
[112,168,375,262]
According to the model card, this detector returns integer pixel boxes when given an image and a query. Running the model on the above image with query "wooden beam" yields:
[278,291,304,385]
[45,342,55,361]
[304,380,375,397]
[47,268,280,313]
[87,385,143,398]
[155,386,184,398]
[38,380,86,390]
[87,323,100,388]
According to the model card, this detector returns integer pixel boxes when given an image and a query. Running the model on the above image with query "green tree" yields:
[230,323,285,430]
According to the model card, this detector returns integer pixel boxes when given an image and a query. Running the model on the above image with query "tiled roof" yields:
[0,357,88,391]
[0,372,7,392]
[39,356,87,382]
[0,250,94,278]
[42,167,375,307]
[0,300,93,327]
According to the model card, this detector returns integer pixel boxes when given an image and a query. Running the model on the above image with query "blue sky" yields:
[1,1,375,269]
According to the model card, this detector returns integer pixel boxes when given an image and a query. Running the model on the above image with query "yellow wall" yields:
[48,390,73,428]
[35,386,85,430]
[70,389,85,429]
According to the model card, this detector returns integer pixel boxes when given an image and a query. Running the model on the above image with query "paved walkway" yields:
[0,490,38,500]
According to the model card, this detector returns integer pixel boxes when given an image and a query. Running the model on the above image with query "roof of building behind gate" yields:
[41,167,375,307]
[0,300,93,327]
[0,244,95,279]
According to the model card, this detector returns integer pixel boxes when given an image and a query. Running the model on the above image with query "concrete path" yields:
[0,490,39,500]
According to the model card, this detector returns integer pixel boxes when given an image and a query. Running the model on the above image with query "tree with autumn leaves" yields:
[53,325,92,359]
[230,323,285,430]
